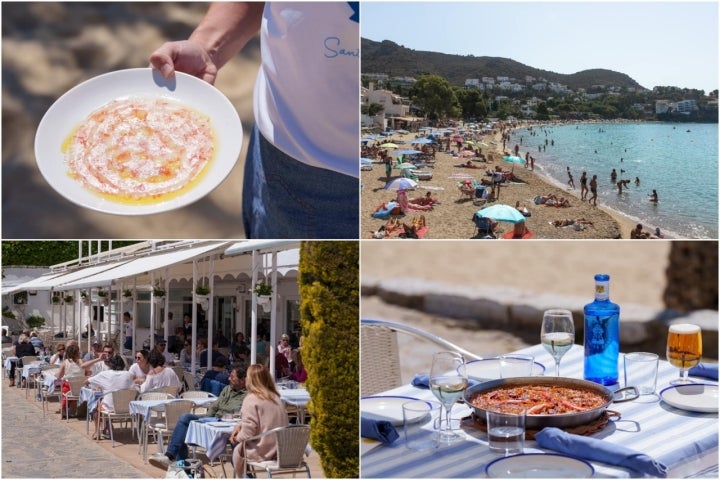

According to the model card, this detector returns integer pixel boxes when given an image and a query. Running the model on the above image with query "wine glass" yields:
[541,309,575,377]
[429,351,468,444]
[666,323,702,384]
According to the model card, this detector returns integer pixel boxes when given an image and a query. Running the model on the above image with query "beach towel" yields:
[372,201,399,219]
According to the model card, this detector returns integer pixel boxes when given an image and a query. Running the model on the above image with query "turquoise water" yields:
[508,122,718,239]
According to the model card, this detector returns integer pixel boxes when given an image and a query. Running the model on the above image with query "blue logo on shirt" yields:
[324,36,359,59]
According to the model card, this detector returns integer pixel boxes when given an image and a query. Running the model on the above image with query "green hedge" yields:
[299,241,359,478]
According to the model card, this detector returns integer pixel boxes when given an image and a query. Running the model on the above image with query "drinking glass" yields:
[666,324,702,384]
[541,309,575,377]
[429,351,468,444]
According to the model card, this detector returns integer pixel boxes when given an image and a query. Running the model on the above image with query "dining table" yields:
[185,418,238,462]
[130,396,218,458]
[361,344,718,478]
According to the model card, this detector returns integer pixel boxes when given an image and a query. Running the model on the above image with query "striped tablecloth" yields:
[361,344,718,478]
[129,397,217,423]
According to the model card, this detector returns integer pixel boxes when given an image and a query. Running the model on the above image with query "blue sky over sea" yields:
[361,1,718,93]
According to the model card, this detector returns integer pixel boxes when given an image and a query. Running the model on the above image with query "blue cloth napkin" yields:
[411,373,479,389]
[535,427,667,478]
[689,363,718,380]
[361,416,399,444]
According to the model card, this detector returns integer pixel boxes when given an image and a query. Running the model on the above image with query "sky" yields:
[361,1,719,93]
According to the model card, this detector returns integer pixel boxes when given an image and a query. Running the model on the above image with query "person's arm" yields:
[150,2,264,84]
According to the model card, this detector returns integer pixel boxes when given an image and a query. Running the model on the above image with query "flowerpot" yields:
[257,295,271,313]
[194,294,210,312]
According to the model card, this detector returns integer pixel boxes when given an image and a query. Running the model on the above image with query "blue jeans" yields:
[242,125,359,239]
[165,413,200,460]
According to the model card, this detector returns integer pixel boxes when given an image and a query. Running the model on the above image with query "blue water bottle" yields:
[583,274,620,386]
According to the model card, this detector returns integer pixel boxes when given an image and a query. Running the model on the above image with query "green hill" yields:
[362,38,645,91]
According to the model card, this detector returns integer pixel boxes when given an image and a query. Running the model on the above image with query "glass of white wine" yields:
[666,323,702,385]
[541,309,575,377]
[429,351,468,444]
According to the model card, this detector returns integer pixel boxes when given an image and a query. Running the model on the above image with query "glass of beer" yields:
[666,324,702,385]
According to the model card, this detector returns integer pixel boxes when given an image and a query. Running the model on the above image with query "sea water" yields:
[507,122,718,239]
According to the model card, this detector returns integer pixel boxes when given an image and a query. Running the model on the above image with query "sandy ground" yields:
[2,3,260,239]
[361,241,671,310]
[361,127,644,240]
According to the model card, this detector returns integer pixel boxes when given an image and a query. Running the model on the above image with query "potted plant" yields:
[123,289,133,298]
[63,295,74,304]
[253,282,273,297]
[253,282,272,312]
[51,295,61,304]
[26,315,45,329]
[153,286,166,297]
[195,285,210,296]
[80,291,90,304]
[97,289,108,298]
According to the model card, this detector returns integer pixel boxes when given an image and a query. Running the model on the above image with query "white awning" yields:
[57,241,229,290]
[7,261,134,292]
[224,240,300,256]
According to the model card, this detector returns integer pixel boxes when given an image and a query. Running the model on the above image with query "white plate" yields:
[360,396,428,426]
[660,384,719,413]
[466,358,546,380]
[35,68,242,215]
[486,453,594,478]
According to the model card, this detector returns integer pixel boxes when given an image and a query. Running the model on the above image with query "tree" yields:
[410,74,460,120]
[2,241,140,266]
[298,242,359,478]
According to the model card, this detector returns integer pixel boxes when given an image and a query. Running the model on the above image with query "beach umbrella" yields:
[394,149,422,156]
[453,136,465,143]
[477,204,526,224]
[410,138,434,145]
[465,140,475,146]
[380,143,399,149]
[360,158,373,164]
[394,163,416,170]
[385,177,418,190]
[503,155,525,164]
[396,129,409,134]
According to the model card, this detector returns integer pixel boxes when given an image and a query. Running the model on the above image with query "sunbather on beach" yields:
[411,191,440,206]
[553,218,594,228]
[630,223,650,239]
[397,189,432,211]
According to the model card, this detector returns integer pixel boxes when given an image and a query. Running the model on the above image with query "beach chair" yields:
[472,213,496,239]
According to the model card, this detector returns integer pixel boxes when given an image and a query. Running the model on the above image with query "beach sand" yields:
[361,241,670,309]
[362,127,643,240]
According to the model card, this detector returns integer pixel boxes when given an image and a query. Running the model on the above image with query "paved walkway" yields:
[1,379,148,478]
[1,378,325,478]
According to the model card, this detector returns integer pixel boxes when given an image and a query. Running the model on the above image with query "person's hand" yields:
[229,423,241,444]
[149,40,219,85]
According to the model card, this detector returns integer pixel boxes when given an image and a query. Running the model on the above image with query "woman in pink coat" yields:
[230,364,288,477]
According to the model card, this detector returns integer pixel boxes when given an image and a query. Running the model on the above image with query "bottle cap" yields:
[594,274,610,281]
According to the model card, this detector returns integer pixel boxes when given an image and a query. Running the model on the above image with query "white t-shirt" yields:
[89,370,135,411]
[125,321,132,337]
[139,367,181,394]
[128,363,148,382]
[254,2,359,178]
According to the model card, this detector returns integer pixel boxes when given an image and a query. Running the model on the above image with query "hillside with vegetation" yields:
[362,38,645,90]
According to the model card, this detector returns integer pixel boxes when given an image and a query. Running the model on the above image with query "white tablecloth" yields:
[4,356,18,370]
[129,397,217,423]
[185,419,237,462]
[361,344,718,478]
[80,387,104,414]
[21,362,42,381]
